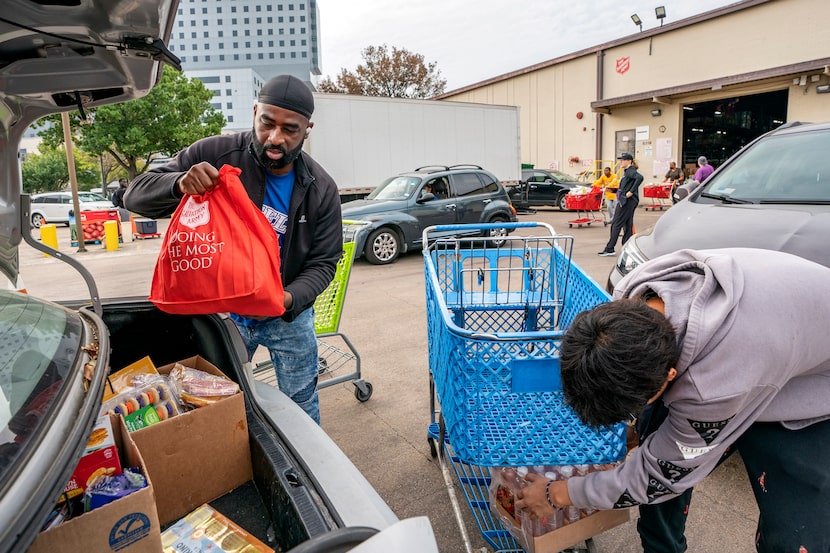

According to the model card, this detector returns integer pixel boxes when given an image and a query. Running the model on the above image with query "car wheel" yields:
[486,216,510,248]
[558,194,569,211]
[31,213,46,228]
[364,227,400,265]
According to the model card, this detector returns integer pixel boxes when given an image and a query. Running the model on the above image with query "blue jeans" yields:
[235,308,320,424]
[606,198,618,221]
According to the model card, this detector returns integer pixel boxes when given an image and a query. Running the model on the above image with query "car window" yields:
[0,292,83,483]
[479,172,499,193]
[367,176,421,200]
[452,172,485,197]
[531,171,550,183]
[704,129,830,202]
[425,177,449,199]
[79,192,108,202]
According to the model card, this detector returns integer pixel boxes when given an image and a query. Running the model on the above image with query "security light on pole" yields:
[631,13,643,32]
[655,6,667,26]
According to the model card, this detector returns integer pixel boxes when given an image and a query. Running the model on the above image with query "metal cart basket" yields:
[423,222,626,552]
[254,241,373,402]
[565,187,608,228]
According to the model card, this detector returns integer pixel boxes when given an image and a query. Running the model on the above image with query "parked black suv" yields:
[608,121,830,291]
[342,165,518,264]
[508,169,580,211]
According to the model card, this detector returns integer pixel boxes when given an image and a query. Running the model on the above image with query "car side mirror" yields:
[416,193,436,203]
[673,180,701,202]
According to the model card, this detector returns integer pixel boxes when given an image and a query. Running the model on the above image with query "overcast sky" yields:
[316,0,736,92]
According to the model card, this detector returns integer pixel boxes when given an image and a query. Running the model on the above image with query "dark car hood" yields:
[640,201,830,266]
[341,198,410,218]
[0,0,180,285]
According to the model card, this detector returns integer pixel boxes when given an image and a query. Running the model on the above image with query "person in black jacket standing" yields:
[125,75,342,424]
[599,153,643,256]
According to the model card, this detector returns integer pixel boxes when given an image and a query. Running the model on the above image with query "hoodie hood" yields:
[612,249,744,377]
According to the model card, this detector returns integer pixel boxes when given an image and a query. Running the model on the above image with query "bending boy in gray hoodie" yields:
[515,248,830,552]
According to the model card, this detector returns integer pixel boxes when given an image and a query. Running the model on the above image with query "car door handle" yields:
[482,199,492,204]
[445,204,457,210]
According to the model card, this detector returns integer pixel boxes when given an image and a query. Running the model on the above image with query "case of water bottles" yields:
[489,464,630,553]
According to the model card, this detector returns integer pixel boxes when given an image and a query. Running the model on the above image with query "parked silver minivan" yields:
[608,121,830,291]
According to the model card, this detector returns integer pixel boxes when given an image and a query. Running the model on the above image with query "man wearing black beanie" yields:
[125,74,342,424]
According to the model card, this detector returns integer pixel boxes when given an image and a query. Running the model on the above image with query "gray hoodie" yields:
[568,248,830,510]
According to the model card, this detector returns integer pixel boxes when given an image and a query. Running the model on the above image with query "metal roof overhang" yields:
[591,57,830,113]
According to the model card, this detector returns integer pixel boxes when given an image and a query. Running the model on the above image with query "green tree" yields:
[36,68,225,178]
[21,146,99,194]
[318,44,446,99]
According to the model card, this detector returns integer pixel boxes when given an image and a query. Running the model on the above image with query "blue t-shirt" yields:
[231,169,293,326]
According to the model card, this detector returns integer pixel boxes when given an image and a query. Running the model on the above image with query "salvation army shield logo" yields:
[616,56,631,74]
[179,196,210,229]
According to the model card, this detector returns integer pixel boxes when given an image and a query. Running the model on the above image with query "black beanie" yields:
[258,75,314,119]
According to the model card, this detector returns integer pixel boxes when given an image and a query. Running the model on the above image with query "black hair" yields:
[560,298,680,428]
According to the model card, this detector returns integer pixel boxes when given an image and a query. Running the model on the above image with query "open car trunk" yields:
[89,298,394,551]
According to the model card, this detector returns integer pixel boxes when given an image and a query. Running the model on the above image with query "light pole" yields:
[631,13,643,32]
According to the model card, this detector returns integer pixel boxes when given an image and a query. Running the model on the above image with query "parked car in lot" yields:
[607,121,830,291]
[342,165,518,264]
[0,2,438,552]
[507,168,580,211]
[30,191,113,228]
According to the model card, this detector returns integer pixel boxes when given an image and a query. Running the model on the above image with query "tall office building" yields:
[168,0,321,131]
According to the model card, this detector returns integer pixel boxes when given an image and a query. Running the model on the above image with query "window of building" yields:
[228,115,234,123]
[257,29,262,35]
[258,53,264,59]
[268,40,274,47]
[233,54,239,60]
[181,56,187,62]
[231,17,237,24]
[290,28,295,34]
[256,17,261,24]
[189,7,195,14]
[269,53,275,59]
[179,32,184,39]
[211,102,221,109]
[205,55,211,61]
[216,7,222,13]
[218,30,223,37]
[226,102,233,109]
[278,16,283,22]
[300,27,306,34]
[302,52,307,58]
[267,17,272,23]
[217,19,222,25]
[245,41,251,47]
[204,43,209,49]
[201,7,207,13]
[219,54,225,60]
[266,4,272,10]
[202,19,208,25]
[300,15,305,22]
[191,32,197,38]
[289,16,295,22]
[291,52,296,58]
[279,40,284,47]
[233,42,238,48]
[280,52,285,58]
[180,44,187,50]
[231,6,236,12]
[278,5,283,10]
[244,30,250,36]
[232,30,238,36]
[290,40,296,46]
[301,39,306,46]
[300,3,305,8]
[226,89,232,95]
[190,19,195,25]
[193,55,199,61]
[170,44,175,51]
[244,17,249,24]
[225,76,231,82]
[245,54,251,60]
[279,28,284,35]
[257,41,263,47]
[289,3,294,9]
[255,4,261,11]
[243,5,248,12]
[267,28,273,35]
[192,44,198,50]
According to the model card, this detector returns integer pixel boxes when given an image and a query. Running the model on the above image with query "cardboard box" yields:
[28,415,162,553]
[129,356,252,525]
[495,503,629,553]
[62,414,123,501]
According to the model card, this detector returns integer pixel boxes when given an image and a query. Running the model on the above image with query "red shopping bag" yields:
[149,164,285,316]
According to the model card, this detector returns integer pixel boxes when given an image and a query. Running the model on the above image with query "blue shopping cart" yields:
[423,222,627,553]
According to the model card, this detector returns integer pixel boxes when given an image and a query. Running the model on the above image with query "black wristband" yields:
[545,480,558,509]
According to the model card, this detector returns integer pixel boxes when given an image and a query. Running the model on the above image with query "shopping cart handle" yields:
[427,222,538,233]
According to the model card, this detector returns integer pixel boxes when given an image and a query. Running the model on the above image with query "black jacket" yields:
[617,165,644,207]
[124,131,343,322]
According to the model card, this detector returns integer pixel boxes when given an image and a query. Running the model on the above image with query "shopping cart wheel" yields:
[354,380,373,402]
[428,437,438,458]
[317,356,328,375]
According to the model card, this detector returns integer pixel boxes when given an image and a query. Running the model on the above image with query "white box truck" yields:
[305,94,521,201]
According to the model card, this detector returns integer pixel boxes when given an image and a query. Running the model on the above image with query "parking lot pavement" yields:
[19,205,758,553]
